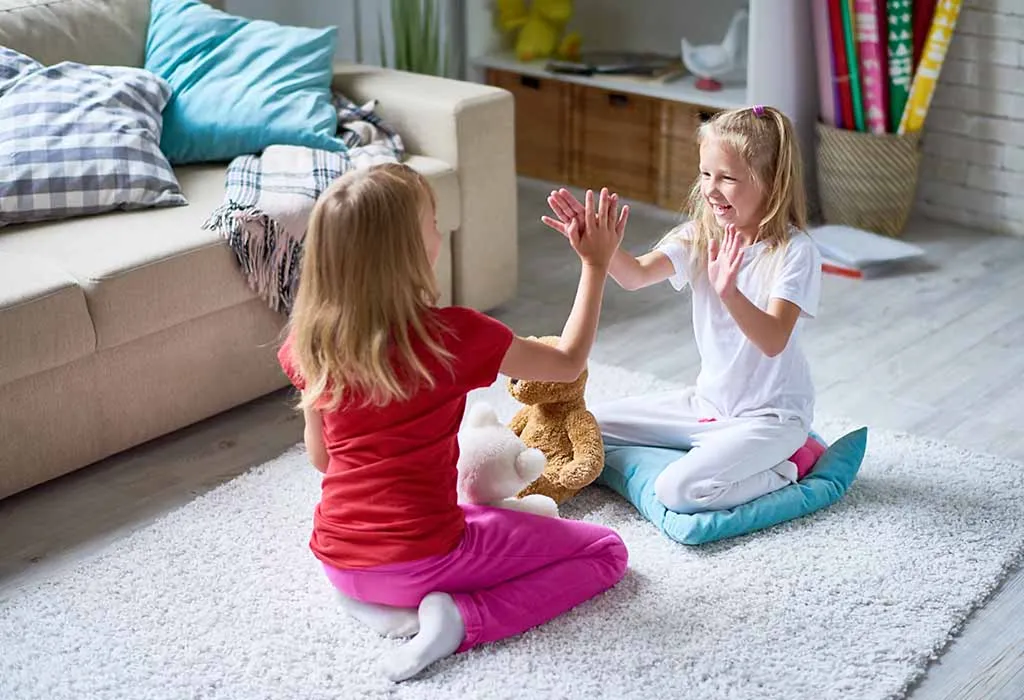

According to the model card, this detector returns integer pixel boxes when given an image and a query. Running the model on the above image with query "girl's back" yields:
[280,305,512,570]
[281,164,628,682]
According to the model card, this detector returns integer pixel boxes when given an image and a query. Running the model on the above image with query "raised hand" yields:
[569,188,623,269]
[542,187,629,242]
[708,224,744,299]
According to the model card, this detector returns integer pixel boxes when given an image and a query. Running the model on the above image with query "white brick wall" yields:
[916,0,1024,235]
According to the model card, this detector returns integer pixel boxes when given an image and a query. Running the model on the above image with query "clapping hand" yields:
[708,224,743,299]
[543,187,625,269]
[542,187,629,244]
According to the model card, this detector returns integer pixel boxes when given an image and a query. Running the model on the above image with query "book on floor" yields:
[810,224,926,278]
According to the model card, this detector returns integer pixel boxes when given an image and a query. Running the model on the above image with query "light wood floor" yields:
[2,178,1022,699]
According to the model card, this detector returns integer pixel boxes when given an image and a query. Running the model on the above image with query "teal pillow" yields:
[596,427,867,545]
[144,0,345,164]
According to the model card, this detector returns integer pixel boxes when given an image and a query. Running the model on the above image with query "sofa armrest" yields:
[332,65,517,311]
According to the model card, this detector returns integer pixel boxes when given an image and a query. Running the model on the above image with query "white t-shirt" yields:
[656,226,822,428]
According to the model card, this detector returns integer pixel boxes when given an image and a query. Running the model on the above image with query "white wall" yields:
[564,0,745,54]
[915,0,1024,236]
[225,0,458,74]
[224,0,359,61]
[464,0,748,81]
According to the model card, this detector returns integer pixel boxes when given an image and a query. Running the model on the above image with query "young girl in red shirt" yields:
[278,163,630,682]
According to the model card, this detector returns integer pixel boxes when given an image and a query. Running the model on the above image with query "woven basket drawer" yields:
[570,85,658,202]
[487,68,571,184]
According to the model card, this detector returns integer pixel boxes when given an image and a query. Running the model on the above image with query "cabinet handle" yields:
[608,93,629,107]
[698,110,714,122]
[520,76,541,90]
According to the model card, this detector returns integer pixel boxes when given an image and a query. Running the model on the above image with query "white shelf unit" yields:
[473,51,748,112]
[463,0,818,189]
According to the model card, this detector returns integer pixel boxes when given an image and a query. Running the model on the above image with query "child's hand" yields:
[569,188,623,269]
[542,187,629,242]
[708,224,743,299]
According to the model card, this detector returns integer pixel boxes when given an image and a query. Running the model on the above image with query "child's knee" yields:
[654,470,722,514]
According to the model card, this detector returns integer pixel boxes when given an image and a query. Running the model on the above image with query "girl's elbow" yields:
[763,337,791,358]
[611,275,636,291]
[557,355,587,383]
[562,363,586,383]
[309,446,329,472]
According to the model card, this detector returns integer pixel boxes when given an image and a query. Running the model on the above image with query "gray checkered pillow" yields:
[0,47,187,227]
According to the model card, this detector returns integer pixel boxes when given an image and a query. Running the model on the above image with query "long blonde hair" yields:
[287,162,451,411]
[661,105,808,279]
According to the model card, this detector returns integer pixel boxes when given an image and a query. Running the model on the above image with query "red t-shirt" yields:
[277,306,514,570]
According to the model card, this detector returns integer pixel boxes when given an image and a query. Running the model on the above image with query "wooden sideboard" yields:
[486,65,727,211]
[468,0,818,211]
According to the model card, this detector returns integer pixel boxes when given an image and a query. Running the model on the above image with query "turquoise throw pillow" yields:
[597,427,868,545]
[144,0,345,164]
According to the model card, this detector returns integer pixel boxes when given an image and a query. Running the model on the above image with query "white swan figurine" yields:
[681,8,748,91]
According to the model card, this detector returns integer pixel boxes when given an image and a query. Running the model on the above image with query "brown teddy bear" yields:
[507,336,604,504]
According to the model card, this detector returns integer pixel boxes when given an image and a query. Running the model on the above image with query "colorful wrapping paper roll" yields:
[813,0,838,126]
[842,0,867,131]
[855,0,888,133]
[886,0,914,133]
[899,0,962,133]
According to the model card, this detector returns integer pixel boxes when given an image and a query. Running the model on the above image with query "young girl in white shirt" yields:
[543,104,823,514]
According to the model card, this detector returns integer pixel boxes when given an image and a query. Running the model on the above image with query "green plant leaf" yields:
[385,0,449,76]
[378,10,388,67]
[424,0,437,75]
[392,0,404,70]
[408,0,422,72]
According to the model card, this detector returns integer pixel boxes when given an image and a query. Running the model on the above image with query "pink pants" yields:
[322,504,628,653]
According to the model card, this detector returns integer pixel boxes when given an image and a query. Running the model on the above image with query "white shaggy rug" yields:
[3,363,1024,700]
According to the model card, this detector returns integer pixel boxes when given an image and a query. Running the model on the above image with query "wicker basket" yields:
[815,122,922,238]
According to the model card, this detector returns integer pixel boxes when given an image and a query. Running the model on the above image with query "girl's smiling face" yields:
[699,135,766,238]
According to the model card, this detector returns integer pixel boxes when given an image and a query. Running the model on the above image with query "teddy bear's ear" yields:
[465,401,500,428]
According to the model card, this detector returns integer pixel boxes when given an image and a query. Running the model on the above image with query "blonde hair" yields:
[287,162,451,411]
[660,105,808,280]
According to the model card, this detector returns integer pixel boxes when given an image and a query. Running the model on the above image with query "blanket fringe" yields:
[203,204,302,314]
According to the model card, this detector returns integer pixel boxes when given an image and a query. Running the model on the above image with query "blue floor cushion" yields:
[596,427,868,545]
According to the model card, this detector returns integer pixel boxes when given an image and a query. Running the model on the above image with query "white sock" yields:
[381,592,465,682]
[334,591,419,638]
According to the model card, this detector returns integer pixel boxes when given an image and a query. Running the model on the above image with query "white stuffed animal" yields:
[456,401,560,518]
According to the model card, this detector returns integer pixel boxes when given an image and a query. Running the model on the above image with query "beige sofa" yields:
[0,0,517,501]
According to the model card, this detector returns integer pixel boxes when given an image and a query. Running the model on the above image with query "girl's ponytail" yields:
[757,106,807,235]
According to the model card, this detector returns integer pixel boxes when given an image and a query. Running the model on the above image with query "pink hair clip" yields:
[752,104,766,117]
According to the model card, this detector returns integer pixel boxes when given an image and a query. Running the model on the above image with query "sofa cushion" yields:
[0,0,150,69]
[0,165,255,350]
[0,252,95,386]
[144,0,343,164]
[0,47,187,227]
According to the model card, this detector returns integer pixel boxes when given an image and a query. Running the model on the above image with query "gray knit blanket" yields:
[202,93,404,313]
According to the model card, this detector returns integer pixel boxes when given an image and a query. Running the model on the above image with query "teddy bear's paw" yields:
[551,459,604,491]
[514,447,547,483]
[517,493,560,518]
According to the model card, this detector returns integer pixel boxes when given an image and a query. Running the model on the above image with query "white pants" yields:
[593,388,808,514]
